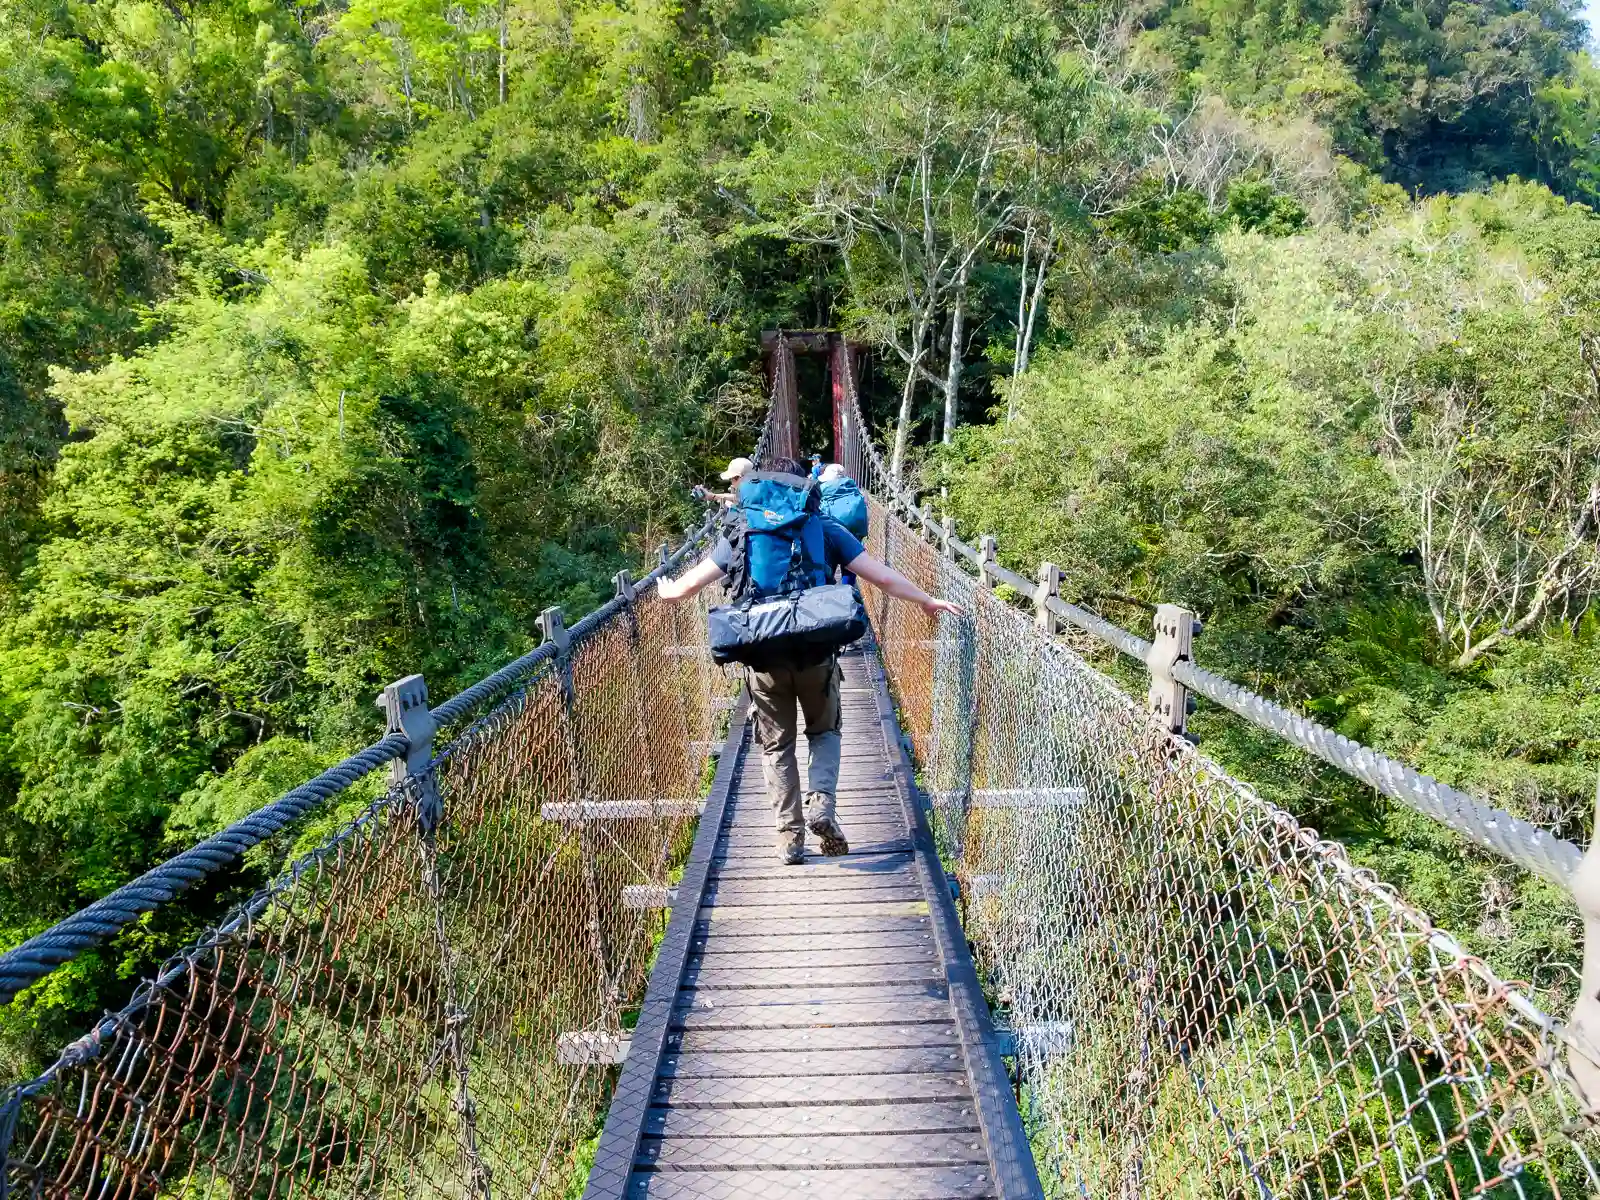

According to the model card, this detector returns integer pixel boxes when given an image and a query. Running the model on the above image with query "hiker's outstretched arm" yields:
[658,557,727,601]
[846,554,963,617]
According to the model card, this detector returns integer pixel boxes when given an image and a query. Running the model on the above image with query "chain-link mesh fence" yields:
[837,354,1600,1198]
[0,560,737,1198]
[11,345,1600,1200]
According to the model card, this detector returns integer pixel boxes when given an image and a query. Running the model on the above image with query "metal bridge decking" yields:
[583,644,1040,1200]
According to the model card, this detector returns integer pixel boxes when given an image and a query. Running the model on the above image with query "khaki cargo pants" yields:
[747,657,842,833]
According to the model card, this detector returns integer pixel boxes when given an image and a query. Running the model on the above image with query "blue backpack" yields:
[733,472,829,599]
[820,477,869,540]
[708,469,867,666]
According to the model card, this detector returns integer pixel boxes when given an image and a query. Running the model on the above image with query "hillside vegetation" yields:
[1,0,1598,1070]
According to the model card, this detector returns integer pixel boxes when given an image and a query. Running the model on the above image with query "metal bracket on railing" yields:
[1567,774,1600,1109]
[1036,562,1061,634]
[538,606,571,657]
[658,542,671,569]
[979,536,998,589]
[1146,604,1199,737]
[941,516,956,560]
[614,570,637,603]
[376,674,440,828]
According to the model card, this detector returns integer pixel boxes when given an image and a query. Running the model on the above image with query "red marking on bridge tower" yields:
[760,330,862,466]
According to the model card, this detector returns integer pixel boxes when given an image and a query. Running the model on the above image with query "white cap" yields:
[719,456,755,481]
[819,463,848,483]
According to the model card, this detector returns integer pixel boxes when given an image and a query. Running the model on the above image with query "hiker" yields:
[701,456,753,506]
[818,463,868,549]
[817,464,867,534]
[658,456,962,864]
[817,463,869,586]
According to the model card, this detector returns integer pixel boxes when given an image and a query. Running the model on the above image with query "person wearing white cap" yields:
[705,457,754,505]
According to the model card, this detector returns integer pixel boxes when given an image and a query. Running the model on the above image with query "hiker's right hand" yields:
[921,597,964,618]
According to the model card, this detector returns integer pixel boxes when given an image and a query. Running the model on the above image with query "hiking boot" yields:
[804,791,849,857]
[778,830,805,865]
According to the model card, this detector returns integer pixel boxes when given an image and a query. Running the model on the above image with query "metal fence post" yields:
[1146,604,1200,737]
[540,605,623,1041]
[614,571,666,845]
[1568,777,1600,1106]
[680,526,718,711]
[1035,563,1061,635]
[538,605,573,662]
[377,674,490,1198]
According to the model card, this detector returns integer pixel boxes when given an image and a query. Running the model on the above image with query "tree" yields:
[1359,194,1600,666]
[1141,0,1595,199]
[1377,335,1600,668]
[1534,51,1600,206]
[716,0,1007,474]
[718,0,1150,472]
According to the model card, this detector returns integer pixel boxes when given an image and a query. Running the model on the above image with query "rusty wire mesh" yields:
[838,360,1600,1197]
[0,573,737,1199]
[12,349,1600,1200]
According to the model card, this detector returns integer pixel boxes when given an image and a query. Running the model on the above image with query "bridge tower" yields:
[759,330,863,465]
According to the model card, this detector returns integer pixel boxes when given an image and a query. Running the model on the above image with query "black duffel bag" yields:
[708,583,868,667]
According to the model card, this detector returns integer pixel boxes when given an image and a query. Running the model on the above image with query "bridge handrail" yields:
[926,499,1583,890]
[838,359,1586,894]
[1170,656,1585,887]
[0,511,722,1007]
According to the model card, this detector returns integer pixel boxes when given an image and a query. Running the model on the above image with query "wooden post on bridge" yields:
[1146,604,1200,738]
[1036,562,1062,634]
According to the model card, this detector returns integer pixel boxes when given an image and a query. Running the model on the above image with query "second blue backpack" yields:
[820,476,869,540]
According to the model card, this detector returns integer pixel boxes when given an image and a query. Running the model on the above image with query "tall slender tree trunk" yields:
[891,314,931,484]
[394,33,415,125]
[498,0,508,104]
[1009,233,1051,423]
[1019,261,1045,372]
[942,265,968,444]
[891,355,919,485]
[1019,240,1050,372]
[1012,218,1034,383]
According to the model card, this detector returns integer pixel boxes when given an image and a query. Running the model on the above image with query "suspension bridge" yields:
[2,333,1599,1199]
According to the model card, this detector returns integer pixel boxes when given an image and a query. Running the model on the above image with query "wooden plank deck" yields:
[583,643,1043,1200]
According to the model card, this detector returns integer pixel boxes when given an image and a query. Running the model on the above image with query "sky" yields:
[1587,0,1600,49]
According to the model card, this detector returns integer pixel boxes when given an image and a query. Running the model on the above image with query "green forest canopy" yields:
[0,0,1597,1072]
